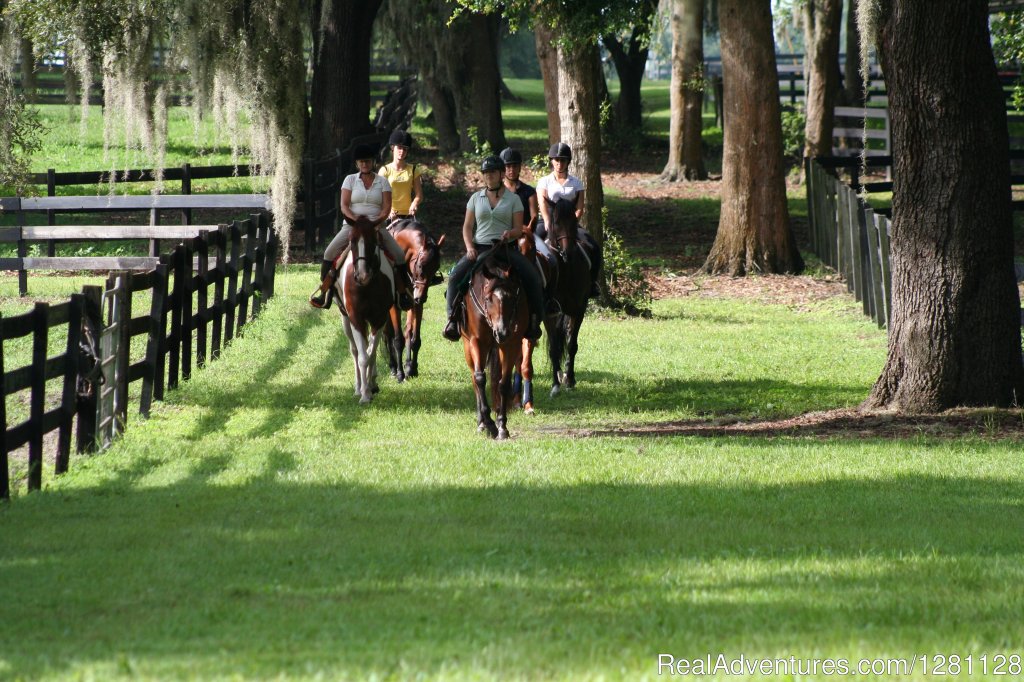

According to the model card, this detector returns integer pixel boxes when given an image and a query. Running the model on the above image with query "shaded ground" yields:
[551,407,1024,441]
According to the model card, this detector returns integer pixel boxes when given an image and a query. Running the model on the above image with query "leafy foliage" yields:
[599,208,653,317]
[779,104,807,166]
[0,4,45,194]
[993,10,1024,111]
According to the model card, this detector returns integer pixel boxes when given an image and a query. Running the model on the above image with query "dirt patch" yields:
[553,407,1024,441]
[647,270,850,306]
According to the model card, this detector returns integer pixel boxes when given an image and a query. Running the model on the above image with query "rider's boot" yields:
[442,307,461,341]
[309,260,335,309]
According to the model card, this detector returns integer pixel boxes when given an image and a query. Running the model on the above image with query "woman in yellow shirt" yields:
[380,129,423,222]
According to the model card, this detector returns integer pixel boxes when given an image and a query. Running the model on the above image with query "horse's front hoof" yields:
[359,395,372,405]
[524,402,534,415]
[550,385,561,398]
[497,428,509,440]
[405,363,417,377]
[394,373,405,384]
[371,385,380,394]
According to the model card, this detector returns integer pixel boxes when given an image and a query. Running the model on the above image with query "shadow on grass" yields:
[2,470,1024,678]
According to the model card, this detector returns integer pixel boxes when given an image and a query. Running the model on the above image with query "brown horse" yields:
[511,223,555,414]
[459,244,530,439]
[332,218,396,404]
[544,197,597,396]
[384,219,446,381]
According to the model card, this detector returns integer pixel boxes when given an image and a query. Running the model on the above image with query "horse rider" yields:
[536,142,603,298]
[309,143,413,310]
[442,155,545,342]
[381,129,424,223]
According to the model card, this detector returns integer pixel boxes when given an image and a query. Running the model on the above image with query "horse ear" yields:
[436,234,446,248]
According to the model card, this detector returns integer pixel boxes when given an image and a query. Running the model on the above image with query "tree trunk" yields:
[603,23,650,134]
[450,13,506,152]
[307,0,382,157]
[802,0,843,158]
[557,41,604,242]
[661,0,706,181]
[19,37,37,103]
[841,0,864,105]
[864,0,1024,412]
[535,20,561,143]
[703,0,802,275]
[423,74,461,154]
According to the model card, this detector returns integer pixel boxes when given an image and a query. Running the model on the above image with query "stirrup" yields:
[309,287,331,310]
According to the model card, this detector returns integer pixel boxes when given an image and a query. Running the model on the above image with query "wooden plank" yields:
[18,194,269,211]
[876,214,893,328]
[211,228,227,360]
[0,309,38,340]
[834,106,890,118]
[0,257,161,270]
[195,236,209,369]
[76,286,102,453]
[181,244,194,382]
[142,263,169,412]
[238,219,257,333]
[56,295,82,474]
[28,303,47,491]
[0,228,21,242]
[832,127,890,139]
[20,225,218,240]
[45,301,72,327]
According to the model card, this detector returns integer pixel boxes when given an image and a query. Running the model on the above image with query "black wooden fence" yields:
[0,213,277,500]
[806,153,1024,331]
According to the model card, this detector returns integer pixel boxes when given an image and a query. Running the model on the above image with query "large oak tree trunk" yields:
[19,37,36,103]
[535,21,560,143]
[557,41,604,241]
[802,0,843,158]
[661,0,706,181]
[864,0,1024,411]
[307,0,382,157]
[841,0,864,105]
[703,0,802,275]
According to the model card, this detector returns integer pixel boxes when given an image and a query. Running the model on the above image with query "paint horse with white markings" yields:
[333,217,396,404]
[385,219,446,381]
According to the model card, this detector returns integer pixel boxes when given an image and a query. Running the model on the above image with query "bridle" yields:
[469,243,521,343]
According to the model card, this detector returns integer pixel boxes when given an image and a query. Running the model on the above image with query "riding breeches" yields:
[325,224,406,264]
[446,246,545,321]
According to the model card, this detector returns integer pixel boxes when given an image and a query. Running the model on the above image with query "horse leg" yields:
[495,351,514,440]
[342,317,363,398]
[349,322,372,403]
[367,330,381,396]
[520,336,535,414]
[465,338,497,437]
[387,306,405,383]
[564,315,581,390]
[404,306,421,377]
[548,315,565,398]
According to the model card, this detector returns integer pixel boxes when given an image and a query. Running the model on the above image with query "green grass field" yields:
[3,270,1024,680]
[3,79,1024,680]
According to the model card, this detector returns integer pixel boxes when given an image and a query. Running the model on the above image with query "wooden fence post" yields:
[252,214,267,317]
[211,227,227,360]
[195,234,209,369]
[116,272,131,430]
[28,302,48,491]
[181,162,192,225]
[142,263,169,412]
[238,218,257,332]
[1,317,8,501]
[168,247,184,390]
[264,213,278,300]
[76,286,102,453]
[181,242,194,382]
[46,168,56,257]
[55,294,83,475]
[225,222,241,345]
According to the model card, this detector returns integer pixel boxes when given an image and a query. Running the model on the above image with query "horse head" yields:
[392,219,445,305]
[349,217,380,286]
[546,197,579,263]
[474,249,522,344]
[518,223,536,260]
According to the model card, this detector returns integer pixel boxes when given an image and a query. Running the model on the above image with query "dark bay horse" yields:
[544,197,597,396]
[333,218,395,404]
[511,223,555,414]
[459,244,530,439]
[384,219,446,381]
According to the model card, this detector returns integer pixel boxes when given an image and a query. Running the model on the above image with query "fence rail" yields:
[0,213,277,500]
[806,154,1024,331]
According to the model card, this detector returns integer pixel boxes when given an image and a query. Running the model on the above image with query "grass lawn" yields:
[3,269,1024,680]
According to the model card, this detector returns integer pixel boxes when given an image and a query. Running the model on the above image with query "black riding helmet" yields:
[548,142,572,161]
[353,143,379,161]
[389,129,413,148]
[499,147,523,165]
[480,155,505,173]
